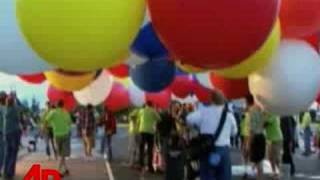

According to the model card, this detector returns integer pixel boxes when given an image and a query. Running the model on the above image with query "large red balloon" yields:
[280,0,320,38]
[108,64,129,78]
[47,86,76,111]
[193,84,211,103]
[169,75,194,98]
[104,82,130,112]
[210,74,249,100]
[19,73,46,84]
[145,89,171,109]
[147,0,279,69]
[303,34,319,51]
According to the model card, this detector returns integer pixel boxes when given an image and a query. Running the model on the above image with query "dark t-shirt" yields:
[280,116,295,143]
[157,111,175,138]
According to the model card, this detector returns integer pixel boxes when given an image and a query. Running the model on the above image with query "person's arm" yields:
[186,110,201,127]
[229,113,238,137]
[155,111,161,122]
[67,113,72,129]
[45,111,53,129]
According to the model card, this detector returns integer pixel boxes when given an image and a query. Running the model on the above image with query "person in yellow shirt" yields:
[137,101,160,172]
[301,112,313,156]
[128,108,141,167]
[40,102,57,160]
[240,111,250,177]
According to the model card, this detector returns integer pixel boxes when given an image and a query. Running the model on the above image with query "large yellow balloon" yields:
[176,62,207,73]
[45,71,95,92]
[16,0,145,72]
[215,21,280,79]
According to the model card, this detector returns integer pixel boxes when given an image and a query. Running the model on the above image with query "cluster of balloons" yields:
[1,0,320,115]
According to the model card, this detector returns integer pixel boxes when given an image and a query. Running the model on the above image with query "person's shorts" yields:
[268,140,283,164]
[250,134,266,163]
[55,135,70,157]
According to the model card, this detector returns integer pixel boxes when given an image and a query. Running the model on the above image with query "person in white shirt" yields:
[187,90,237,180]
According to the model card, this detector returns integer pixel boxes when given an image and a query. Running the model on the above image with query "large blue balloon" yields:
[130,58,175,93]
[131,23,168,59]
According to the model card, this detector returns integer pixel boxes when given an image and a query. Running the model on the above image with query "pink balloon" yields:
[145,89,171,109]
[104,82,130,112]
[19,73,46,84]
[169,75,194,98]
[47,86,76,111]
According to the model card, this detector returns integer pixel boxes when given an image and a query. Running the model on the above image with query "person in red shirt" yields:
[100,107,117,161]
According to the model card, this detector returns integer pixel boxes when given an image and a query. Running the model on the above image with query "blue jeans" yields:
[0,131,21,177]
[200,146,231,180]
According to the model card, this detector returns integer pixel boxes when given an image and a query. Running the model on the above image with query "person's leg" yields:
[134,134,141,165]
[256,162,264,180]
[107,135,113,161]
[241,137,249,174]
[128,134,134,165]
[101,133,106,154]
[0,133,4,175]
[139,133,146,168]
[304,130,311,154]
[200,155,215,180]
[289,151,295,176]
[82,137,88,156]
[146,134,154,172]
[62,136,70,174]
[58,136,70,175]
[45,134,51,158]
[87,135,93,157]
[271,143,277,173]
[276,141,283,176]
[215,147,231,180]
[268,142,277,175]
[49,131,57,159]
[4,131,21,178]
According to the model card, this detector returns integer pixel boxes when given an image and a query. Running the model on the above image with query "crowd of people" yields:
[1,89,320,180]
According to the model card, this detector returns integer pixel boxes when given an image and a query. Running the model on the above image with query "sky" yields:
[0,72,48,108]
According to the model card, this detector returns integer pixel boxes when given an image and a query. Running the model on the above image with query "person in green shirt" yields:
[245,95,266,180]
[138,101,160,172]
[264,113,283,178]
[46,100,72,177]
[128,108,141,167]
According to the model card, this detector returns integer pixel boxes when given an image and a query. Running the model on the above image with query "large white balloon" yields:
[249,40,320,115]
[195,73,214,89]
[74,71,113,106]
[0,0,53,74]
[128,79,145,106]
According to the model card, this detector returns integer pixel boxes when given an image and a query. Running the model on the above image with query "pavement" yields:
[8,127,320,180]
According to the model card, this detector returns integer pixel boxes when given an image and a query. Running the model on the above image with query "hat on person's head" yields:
[57,99,64,108]
[0,91,6,98]
[146,101,153,107]
[6,95,15,106]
